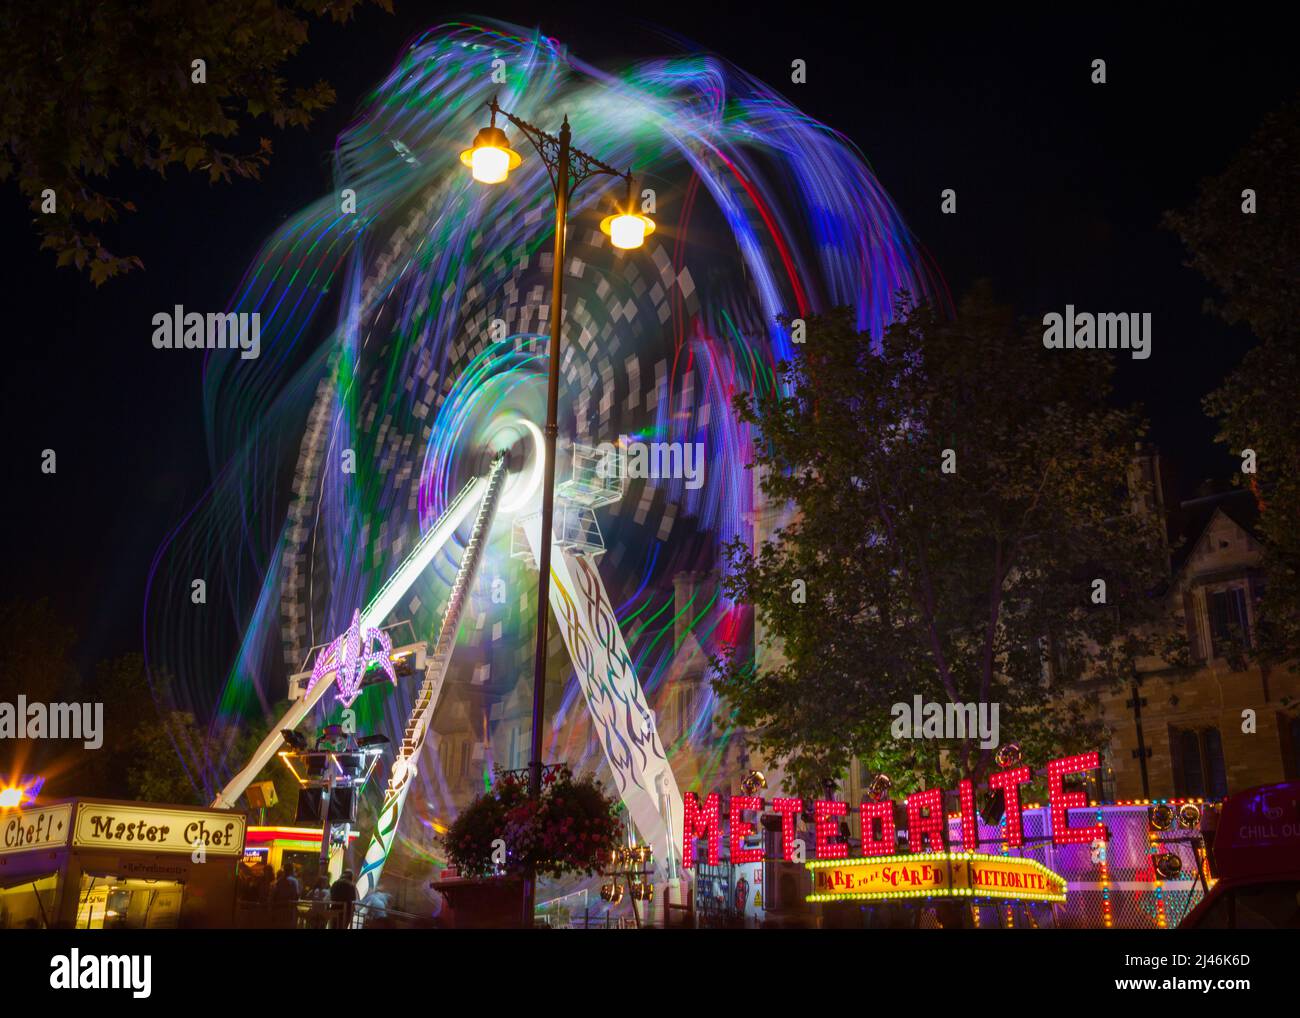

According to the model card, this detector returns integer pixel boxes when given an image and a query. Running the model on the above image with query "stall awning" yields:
[0,870,58,892]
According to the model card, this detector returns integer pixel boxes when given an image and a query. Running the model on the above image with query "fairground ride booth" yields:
[0,798,246,929]
[240,825,358,886]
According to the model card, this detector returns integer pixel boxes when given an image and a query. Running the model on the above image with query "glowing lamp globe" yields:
[460,126,521,184]
[1154,852,1183,880]
[995,741,1023,768]
[600,211,655,250]
[1148,804,1175,831]
[0,786,24,808]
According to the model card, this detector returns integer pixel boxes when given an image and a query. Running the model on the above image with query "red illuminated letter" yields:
[814,800,848,859]
[907,788,946,852]
[957,779,979,852]
[682,792,721,867]
[728,795,764,864]
[771,797,802,862]
[987,765,1032,848]
[859,800,895,856]
[1048,752,1107,845]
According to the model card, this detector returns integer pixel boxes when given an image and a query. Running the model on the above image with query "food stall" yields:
[0,797,246,929]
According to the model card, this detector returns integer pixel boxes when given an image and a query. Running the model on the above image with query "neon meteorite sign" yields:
[680,751,1104,902]
[807,852,1067,903]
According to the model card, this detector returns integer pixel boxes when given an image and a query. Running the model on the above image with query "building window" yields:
[1178,729,1204,797]
[1203,729,1228,797]
[442,739,470,786]
[676,684,698,742]
[1173,726,1229,799]
[1208,586,1251,656]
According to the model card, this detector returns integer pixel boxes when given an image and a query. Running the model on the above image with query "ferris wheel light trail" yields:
[210,470,492,809]
[146,18,941,910]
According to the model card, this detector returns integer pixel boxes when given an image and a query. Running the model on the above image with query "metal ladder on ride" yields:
[356,453,508,896]
[402,453,506,758]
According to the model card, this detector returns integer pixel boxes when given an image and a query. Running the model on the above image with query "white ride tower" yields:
[213,430,684,908]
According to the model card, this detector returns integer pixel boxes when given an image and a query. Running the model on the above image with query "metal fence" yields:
[556,912,638,929]
[235,900,436,929]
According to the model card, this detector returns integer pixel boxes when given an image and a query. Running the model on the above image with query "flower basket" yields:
[442,765,623,881]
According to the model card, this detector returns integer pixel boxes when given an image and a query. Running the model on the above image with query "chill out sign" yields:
[680,751,1107,867]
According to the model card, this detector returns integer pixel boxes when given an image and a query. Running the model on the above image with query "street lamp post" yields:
[462,98,654,928]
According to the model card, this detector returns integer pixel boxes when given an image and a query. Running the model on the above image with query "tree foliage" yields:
[1202,341,1300,668]
[126,693,298,817]
[713,288,1179,795]
[1162,95,1299,345]
[0,0,390,284]
[1166,96,1300,667]
[0,598,80,793]
[0,616,295,812]
[0,598,79,707]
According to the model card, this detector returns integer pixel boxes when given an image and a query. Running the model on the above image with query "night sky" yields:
[2,8,1293,671]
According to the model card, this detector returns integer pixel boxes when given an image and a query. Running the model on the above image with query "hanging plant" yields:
[442,765,624,880]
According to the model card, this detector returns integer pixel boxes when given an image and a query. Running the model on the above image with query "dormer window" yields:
[1208,585,1252,656]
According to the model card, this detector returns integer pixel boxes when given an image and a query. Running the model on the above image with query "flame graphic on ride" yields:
[306,610,397,708]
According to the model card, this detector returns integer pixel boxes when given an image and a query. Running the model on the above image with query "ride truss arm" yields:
[520,516,685,881]
[211,469,493,810]
[355,455,508,897]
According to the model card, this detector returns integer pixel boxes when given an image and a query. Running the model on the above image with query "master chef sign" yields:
[71,801,246,857]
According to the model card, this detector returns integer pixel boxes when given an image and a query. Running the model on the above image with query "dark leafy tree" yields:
[72,652,153,798]
[0,0,390,284]
[0,598,79,706]
[713,288,1180,795]
[0,598,80,794]
[126,698,298,818]
[1162,96,1299,345]
[1165,96,1300,669]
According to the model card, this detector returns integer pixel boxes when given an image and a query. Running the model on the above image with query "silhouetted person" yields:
[271,863,299,894]
[306,876,331,929]
[273,864,301,902]
[360,888,392,928]
[256,862,275,906]
[330,868,358,928]
[271,864,301,928]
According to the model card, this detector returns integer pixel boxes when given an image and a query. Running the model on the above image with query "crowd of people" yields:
[236,859,376,928]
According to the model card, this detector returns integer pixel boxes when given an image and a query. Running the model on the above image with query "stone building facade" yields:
[1099,473,1298,801]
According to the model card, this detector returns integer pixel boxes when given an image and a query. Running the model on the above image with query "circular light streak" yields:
[141,19,940,822]
[495,417,545,514]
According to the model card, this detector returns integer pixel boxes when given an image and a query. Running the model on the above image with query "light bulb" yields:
[470,146,511,184]
[607,213,647,249]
